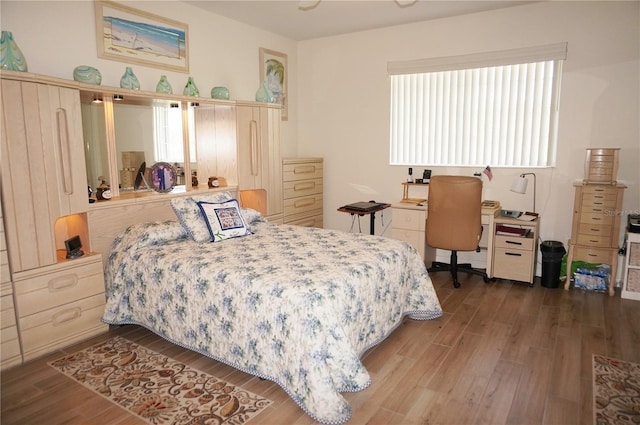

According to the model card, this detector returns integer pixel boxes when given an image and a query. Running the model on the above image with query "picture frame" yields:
[95,1,189,73]
[148,162,177,193]
[259,47,288,120]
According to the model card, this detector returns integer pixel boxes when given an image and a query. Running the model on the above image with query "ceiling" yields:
[183,0,535,41]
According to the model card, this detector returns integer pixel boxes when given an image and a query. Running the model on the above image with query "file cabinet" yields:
[491,216,540,285]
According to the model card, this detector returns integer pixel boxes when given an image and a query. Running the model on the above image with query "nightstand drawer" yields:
[19,293,106,360]
[284,178,323,199]
[393,208,426,231]
[14,255,104,317]
[494,235,535,251]
[285,214,323,228]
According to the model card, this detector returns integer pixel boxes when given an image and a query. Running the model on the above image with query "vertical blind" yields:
[154,106,196,163]
[388,43,567,167]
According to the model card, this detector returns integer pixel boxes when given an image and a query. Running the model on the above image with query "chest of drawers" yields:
[12,253,107,361]
[283,158,324,227]
[565,182,625,295]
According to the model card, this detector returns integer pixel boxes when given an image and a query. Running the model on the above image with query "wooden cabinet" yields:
[1,77,88,273]
[565,182,625,295]
[491,216,540,285]
[236,103,283,222]
[391,203,435,265]
[1,198,21,370]
[12,253,107,361]
[283,158,323,227]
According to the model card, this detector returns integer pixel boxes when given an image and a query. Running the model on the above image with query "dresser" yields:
[565,182,625,295]
[283,158,323,227]
[12,253,107,362]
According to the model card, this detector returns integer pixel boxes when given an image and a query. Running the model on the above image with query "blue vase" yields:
[120,67,140,90]
[156,75,173,94]
[73,66,102,85]
[211,86,230,100]
[255,79,274,103]
[0,31,28,72]
[183,77,199,97]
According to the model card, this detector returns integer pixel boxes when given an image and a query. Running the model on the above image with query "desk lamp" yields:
[510,172,536,212]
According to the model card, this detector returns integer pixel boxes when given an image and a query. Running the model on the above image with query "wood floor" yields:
[2,272,639,425]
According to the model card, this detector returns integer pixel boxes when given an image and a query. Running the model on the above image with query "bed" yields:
[102,192,443,424]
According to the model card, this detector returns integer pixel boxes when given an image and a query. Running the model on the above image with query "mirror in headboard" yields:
[81,91,196,198]
[81,94,109,195]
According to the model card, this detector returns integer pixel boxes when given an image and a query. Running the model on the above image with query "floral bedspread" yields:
[102,219,443,424]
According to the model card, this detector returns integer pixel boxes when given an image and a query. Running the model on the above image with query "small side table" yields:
[338,203,391,235]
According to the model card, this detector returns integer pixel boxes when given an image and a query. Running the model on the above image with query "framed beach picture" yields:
[95,1,189,72]
[259,48,288,120]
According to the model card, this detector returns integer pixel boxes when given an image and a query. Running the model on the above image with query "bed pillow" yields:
[196,199,251,242]
[170,191,233,242]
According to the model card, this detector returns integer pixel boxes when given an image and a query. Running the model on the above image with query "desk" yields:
[391,203,539,283]
[338,203,391,235]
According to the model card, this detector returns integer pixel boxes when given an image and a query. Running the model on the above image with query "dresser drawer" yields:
[572,245,614,265]
[14,255,104,317]
[283,178,323,199]
[581,192,618,206]
[19,293,107,360]
[493,248,534,282]
[284,214,323,228]
[393,208,426,231]
[581,185,619,196]
[283,162,323,182]
[579,212,615,226]
[1,324,21,368]
[575,233,612,248]
[284,194,323,217]
[493,235,535,251]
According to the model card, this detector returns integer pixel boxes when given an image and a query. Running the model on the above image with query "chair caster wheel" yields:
[483,276,490,283]
[453,281,461,288]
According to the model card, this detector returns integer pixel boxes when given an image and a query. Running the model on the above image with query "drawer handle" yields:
[591,217,601,221]
[293,166,315,174]
[590,228,601,232]
[52,307,81,325]
[589,239,599,243]
[293,182,315,191]
[506,240,523,246]
[505,252,522,257]
[294,198,316,208]
[48,275,79,292]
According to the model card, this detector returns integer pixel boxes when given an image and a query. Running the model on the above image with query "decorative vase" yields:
[183,77,199,97]
[211,86,230,100]
[73,66,102,85]
[255,79,274,103]
[120,66,140,90]
[0,31,28,72]
[156,75,172,94]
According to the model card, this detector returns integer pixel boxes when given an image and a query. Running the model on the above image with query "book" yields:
[496,225,530,237]
[516,212,539,222]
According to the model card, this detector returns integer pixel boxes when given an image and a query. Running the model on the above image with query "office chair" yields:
[426,175,488,288]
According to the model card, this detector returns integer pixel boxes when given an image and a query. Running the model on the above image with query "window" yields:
[388,43,567,167]
[153,105,196,163]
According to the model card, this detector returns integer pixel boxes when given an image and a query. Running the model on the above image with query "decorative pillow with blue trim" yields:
[196,199,251,242]
[170,191,233,242]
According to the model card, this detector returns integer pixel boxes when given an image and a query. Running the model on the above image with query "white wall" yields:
[297,1,639,275]
[0,0,299,157]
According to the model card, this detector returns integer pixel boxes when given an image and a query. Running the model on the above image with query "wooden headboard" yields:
[87,187,238,262]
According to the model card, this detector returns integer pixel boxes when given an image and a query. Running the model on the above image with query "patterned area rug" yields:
[48,336,272,424]
[593,354,640,425]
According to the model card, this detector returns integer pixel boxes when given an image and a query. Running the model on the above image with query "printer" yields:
[629,214,640,233]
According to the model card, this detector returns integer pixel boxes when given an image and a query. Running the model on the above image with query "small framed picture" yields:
[148,162,177,193]
[259,47,288,120]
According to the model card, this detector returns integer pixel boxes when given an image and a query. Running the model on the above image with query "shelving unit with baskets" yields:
[622,232,640,300]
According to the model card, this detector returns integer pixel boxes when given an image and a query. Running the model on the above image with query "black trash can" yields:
[540,241,566,288]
